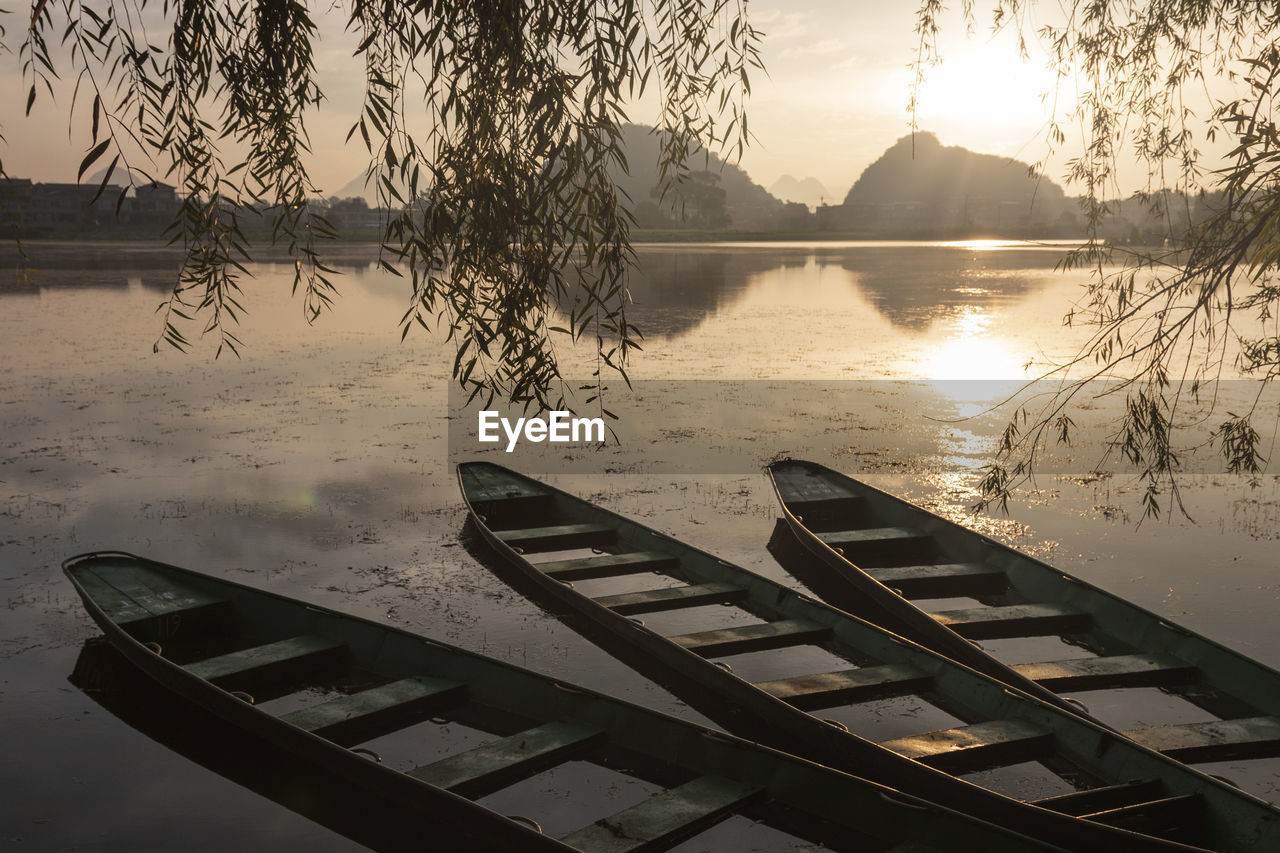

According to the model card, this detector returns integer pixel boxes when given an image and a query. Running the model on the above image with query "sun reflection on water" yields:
[943,239,1020,251]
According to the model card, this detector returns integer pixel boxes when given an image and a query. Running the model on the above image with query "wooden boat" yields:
[69,637,452,853]
[64,551,1072,853]
[767,460,1280,764]
[459,461,1280,853]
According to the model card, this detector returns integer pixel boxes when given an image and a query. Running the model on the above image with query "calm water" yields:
[3,241,1279,850]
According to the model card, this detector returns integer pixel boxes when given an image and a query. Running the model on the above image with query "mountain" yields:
[84,166,151,188]
[839,132,1068,229]
[325,125,789,229]
[612,124,787,230]
[769,175,830,209]
[332,172,378,204]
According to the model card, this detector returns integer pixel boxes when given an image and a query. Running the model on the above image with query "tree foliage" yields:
[916,1,1280,518]
[649,168,730,228]
[10,0,760,409]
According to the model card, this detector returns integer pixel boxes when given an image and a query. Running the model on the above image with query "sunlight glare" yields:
[920,305,1028,383]
[924,337,1023,380]
[912,47,1060,125]
[945,239,1023,251]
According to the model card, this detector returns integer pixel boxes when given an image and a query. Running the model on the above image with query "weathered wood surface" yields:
[865,563,1006,598]
[930,604,1090,640]
[1125,716,1280,762]
[539,551,678,581]
[668,620,831,657]
[494,523,616,551]
[755,663,931,709]
[278,676,465,743]
[559,775,761,853]
[408,721,605,799]
[879,719,1053,773]
[593,582,747,615]
[1012,654,1195,692]
[184,635,345,685]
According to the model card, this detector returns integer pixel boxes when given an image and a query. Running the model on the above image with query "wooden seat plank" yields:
[1012,654,1196,692]
[772,466,859,503]
[81,565,227,626]
[1034,779,1165,817]
[560,775,761,853]
[818,526,934,564]
[185,635,345,686]
[755,663,931,710]
[865,563,1006,598]
[278,676,465,743]
[785,495,867,519]
[818,526,926,547]
[462,467,548,502]
[406,721,604,799]
[593,582,747,615]
[471,493,552,514]
[493,523,615,551]
[929,603,1089,639]
[467,484,549,503]
[668,620,831,657]
[879,719,1052,773]
[1124,716,1280,762]
[538,551,677,581]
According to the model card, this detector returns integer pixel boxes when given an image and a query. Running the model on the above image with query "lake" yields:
[3,241,1279,850]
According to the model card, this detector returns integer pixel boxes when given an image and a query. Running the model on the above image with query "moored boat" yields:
[64,550,1071,853]
[459,461,1280,853]
[767,459,1280,769]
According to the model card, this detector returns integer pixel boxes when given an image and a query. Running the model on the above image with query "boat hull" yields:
[66,549,1073,853]
[458,462,1280,853]
[65,551,574,852]
[767,459,1280,750]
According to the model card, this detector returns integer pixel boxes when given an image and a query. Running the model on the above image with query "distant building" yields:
[131,183,179,222]
[0,177,180,236]
[0,178,34,234]
[321,197,385,231]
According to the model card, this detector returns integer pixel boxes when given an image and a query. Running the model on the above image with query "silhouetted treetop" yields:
[612,124,785,231]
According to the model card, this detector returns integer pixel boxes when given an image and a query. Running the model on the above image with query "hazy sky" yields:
[732,2,1069,198]
[0,2,1167,200]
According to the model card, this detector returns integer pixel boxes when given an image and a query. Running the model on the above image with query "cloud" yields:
[751,8,813,42]
[778,39,846,60]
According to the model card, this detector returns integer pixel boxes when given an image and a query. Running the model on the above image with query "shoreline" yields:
[4,227,1088,246]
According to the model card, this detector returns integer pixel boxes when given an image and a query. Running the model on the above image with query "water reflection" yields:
[921,310,1027,379]
[624,247,815,337]
[3,241,1075,381]
[611,242,1081,383]
[620,242,1074,339]
[68,638,432,852]
[0,242,395,295]
[621,243,1071,346]
[835,243,1068,331]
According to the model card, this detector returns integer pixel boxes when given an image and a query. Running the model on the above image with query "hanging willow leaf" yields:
[77,138,110,181]
[12,0,762,421]
[917,2,1280,520]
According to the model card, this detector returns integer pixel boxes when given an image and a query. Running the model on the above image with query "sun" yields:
[913,47,1062,125]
